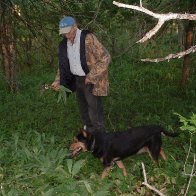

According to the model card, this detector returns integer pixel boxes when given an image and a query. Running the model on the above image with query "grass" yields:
[0,59,196,195]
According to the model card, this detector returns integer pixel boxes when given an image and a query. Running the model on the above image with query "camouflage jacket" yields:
[54,32,111,96]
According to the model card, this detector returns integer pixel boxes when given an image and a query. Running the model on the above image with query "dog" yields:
[70,125,179,178]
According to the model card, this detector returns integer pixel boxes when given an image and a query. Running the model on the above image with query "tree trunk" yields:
[180,21,194,88]
[0,1,17,92]
[181,1,195,88]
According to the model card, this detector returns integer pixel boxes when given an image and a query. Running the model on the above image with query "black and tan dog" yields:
[70,125,178,178]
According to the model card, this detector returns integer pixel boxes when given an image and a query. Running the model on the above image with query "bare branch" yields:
[141,162,166,196]
[141,162,147,183]
[182,133,196,195]
[137,19,165,43]
[85,0,104,28]
[184,154,196,196]
[113,1,196,20]
[184,134,193,174]
[113,1,161,19]
[139,0,143,7]
[183,173,196,177]
[113,1,196,43]
[141,45,196,62]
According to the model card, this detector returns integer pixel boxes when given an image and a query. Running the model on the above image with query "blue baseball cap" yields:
[59,16,76,34]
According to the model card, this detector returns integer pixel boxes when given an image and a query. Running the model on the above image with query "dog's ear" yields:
[80,128,92,139]
[80,128,88,138]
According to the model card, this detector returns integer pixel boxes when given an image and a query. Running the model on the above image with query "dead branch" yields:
[141,45,196,62]
[184,154,196,196]
[182,133,196,195]
[183,134,193,175]
[113,1,196,43]
[141,162,166,196]
[113,1,196,62]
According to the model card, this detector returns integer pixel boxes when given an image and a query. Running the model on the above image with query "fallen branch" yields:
[141,162,166,196]
[141,45,196,62]
[182,133,196,196]
[183,134,193,175]
[113,1,196,43]
[184,154,196,196]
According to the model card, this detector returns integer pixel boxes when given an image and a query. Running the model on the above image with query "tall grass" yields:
[0,58,195,195]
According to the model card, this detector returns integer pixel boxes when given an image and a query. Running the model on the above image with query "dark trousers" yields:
[75,76,105,132]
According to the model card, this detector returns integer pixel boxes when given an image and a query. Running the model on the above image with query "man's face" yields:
[64,25,76,40]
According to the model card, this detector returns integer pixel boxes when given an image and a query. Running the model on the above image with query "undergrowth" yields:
[0,59,195,195]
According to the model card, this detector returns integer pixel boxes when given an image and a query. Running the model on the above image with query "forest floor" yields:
[0,59,196,195]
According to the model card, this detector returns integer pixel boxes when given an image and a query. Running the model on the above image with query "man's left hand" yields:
[85,77,92,85]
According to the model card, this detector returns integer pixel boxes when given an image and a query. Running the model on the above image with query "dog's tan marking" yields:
[69,138,87,157]
[101,166,113,179]
[160,148,167,160]
[137,147,149,154]
[116,160,128,177]
[137,147,153,160]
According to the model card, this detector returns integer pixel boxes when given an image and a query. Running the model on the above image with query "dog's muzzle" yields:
[69,142,87,157]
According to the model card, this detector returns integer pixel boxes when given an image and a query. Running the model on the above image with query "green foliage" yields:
[66,159,85,177]
[175,113,196,134]
[1,1,196,194]
[1,58,196,195]
[3,0,193,74]
[57,85,72,105]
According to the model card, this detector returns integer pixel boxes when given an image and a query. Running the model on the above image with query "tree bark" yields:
[181,0,195,88]
[0,1,17,92]
[181,21,194,88]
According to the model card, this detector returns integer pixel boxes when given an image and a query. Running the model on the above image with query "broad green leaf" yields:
[60,85,72,93]
[67,159,73,174]
[43,188,54,196]
[57,92,62,103]
[8,189,19,196]
[62,92,67,105]
[55,165,68,176]
[83,180,93,194]
[57,85,72,105]
[95,191,110,196]
[72,159,85,177]
[13,134,19,150]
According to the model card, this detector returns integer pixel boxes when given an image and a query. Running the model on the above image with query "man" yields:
[51,16,111,133]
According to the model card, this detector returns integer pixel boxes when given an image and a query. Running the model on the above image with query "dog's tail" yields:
[161,129,179,137]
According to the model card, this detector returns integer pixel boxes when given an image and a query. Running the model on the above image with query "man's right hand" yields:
[51,80,60,91]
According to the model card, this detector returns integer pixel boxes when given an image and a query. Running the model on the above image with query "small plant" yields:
[175,113,196,196]
[41,84,72,105]
[66,159,85,178]
[175,113,196,134]
[57,85,72,105]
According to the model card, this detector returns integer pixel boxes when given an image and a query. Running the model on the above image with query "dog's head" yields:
[69,129,93,157]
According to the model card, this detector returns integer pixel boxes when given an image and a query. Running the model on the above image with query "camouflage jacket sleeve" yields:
[85,34,111,84]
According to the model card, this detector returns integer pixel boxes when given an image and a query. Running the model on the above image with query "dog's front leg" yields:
[160,148,167,160]
[101,165,112,179]
[116,160,128,177]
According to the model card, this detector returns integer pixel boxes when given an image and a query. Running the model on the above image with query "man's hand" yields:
[51,80,60,91]
[85,77,92,85]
